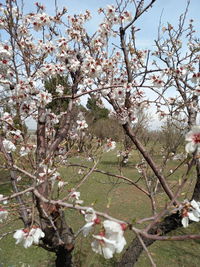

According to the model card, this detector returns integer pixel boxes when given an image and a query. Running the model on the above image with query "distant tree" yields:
[160,118,186,154]
[89,118,124,141]
[86,97,109,122]
[45,75,70,114]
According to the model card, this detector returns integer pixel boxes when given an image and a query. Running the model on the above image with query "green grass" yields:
[0,144,199,266]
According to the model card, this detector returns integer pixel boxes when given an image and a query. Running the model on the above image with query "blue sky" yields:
[1,0,199,45]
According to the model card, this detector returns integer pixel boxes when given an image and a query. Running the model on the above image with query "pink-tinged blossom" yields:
[151,75,164,88]
[76,120,88,130]
[185,126,200,153]
[69,190,83,205]
[181,200,200,228]
[9,130,22,141]
[0,208,8,222]
[104,139,116,152]
[3,139,16,153]
[121,11,132,22]
[106,5,116,18]
[191,72,200,84]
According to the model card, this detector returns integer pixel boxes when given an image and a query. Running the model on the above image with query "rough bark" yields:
[35,107,74,265]
[192,161,200,201]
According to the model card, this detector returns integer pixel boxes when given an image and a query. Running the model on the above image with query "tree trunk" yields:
[192,161,200,201]
[56,246,73,267]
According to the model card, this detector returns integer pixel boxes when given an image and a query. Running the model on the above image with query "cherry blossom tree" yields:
[1,0,200,266]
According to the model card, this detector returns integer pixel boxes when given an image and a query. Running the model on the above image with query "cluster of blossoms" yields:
[180,200,200,228]
[2,139,16,153]
[39,63,66,77]
[130,50,147,71]
[82,55,102,78]
[150,75,164,88]
[0,42,12,82]
[7,129,22,142]
[13,226,45,248]
[25,12,52,31]
[67,10,91,42]
[0,42,12,64]
[81,208,127,259]
[173,66,188,78]
[98,5,132,40]
[92,220,127,259]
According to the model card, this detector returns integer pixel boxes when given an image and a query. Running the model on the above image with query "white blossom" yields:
[185,126,200,153]
[13,227,45,248]
[81,208,99,237]
[77,120,88,130]
[56,84,64,95]
[69,190,83,205]
[58,180,65,189]
[0,194,8,204]
[3,139,16,153]
[91,220,126,259]
[91,234,117,259]
[20,146,31,157]
[103,220,126,253]
[181,200,200,228]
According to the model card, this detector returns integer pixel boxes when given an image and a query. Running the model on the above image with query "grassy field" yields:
[0,145,199,267]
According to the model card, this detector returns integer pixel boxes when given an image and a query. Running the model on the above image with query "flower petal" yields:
[185,142,196,153]
[181,217,189,228]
